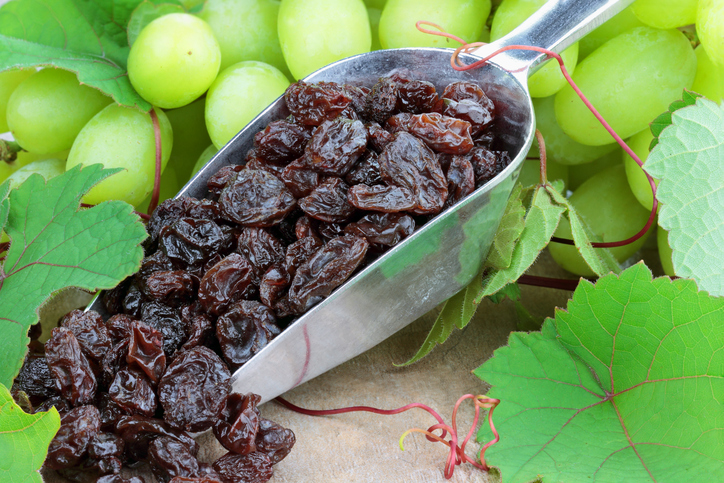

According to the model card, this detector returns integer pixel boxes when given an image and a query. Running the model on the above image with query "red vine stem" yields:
[276,394,500,479]
[535,129,547,185]
[148,109,163,215]
[426,29,660,250]
[518,274,581,291]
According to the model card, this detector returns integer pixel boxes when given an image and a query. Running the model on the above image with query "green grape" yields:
[205,61,289,149]
[518,155,568,190]
[630,0,697,29]
[191,144,217,176]
[491,0,578,98]
[6,69,111,154]
[66,105,173,207]
[532,95,617,165]
[0,68,34,132]
[0,160,14,184]
[128,13,221,109]
[379,0,489,49]
[692,45,724,103]
[6,158,65,187]
[555,27,696,146]
[578,6,645,59]
[278,0,370,80]
[199,0,290,77]
[548,164,652,276]
[623,129,658,211]
[136,165,182,214]
[164,96,212,181]
[12,149,70,171]
[698,0,724,68]
[368,7,383,51]
[567,148,622,191]
[657,225,675,277]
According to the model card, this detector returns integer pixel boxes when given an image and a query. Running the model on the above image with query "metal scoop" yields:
[90,0,632,402]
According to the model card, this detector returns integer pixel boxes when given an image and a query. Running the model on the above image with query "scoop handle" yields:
[472,0,635,80]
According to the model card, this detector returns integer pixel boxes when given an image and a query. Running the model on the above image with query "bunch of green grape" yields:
[0,0,720,279]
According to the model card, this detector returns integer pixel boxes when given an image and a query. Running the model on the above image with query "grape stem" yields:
[148,109,163,215]
[534,129,547,185]
[276,394,500,479]
[0,140,22,163]
[416,23,660,251]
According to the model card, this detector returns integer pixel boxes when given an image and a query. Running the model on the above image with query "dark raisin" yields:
[160,218,225,268]
[344,213,415,249]
[13,356,58,400]
[294,215,318,240]
[299,177,356,223]
[219,170,296,227]
[97,475,146,483]
[100,338,130,389]
[149,437,201,483]
[99,393,126,431]
[142,270,196,306]
[212,393,261,455]
[259,265,291,308]
[114,415,198,462]
[216,301,281,369]
[207,165,244,196]
[442,81,495,110]
[279,157,320,198]
[467,146,500,186]
[364,76,399,124]
[45,327,97,406]
[347,184,416,212]
[109,367,157,417]
[397,79,440,114]
[187,198,223,222]
[212,452,273,483]
[140,302,186,357]
[345,150,383,186]
[158,346,231,432]
[444,155,476,208]
[285,236,324,276]
[146,198,197,248]
[316,221,346,241]
[122,284,145,319]
[137,250,175,281]
[35,395,71,416]
[46,405,101,470]
[288,235,369,313]
[304,118,367,176]
[253,119,312,163]
[244,155,286,178]
[88,432,125,460]
[256,418,296,464]
[386,112,473,155]
[442,98,493,137]
[60,310,112,365]
[198,253,255,316]
[179,308,214,352]
[285,81,353,126]
[237,228,286,282]
[365,122,393,153]
[126,321,166,385]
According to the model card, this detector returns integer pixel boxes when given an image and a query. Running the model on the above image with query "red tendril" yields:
[419,23,659,250]
[276,394,500,479]
[535,129,547,185]
[148,109,163,215]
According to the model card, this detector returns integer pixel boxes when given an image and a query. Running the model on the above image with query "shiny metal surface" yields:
[89,0,632,403]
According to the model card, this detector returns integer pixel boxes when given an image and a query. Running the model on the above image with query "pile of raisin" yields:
[12,70,508,483]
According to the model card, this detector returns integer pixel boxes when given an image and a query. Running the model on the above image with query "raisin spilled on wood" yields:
[13,71,508,483]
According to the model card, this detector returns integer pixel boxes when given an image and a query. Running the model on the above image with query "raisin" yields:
[99,393,126,431]
[179,309,214,352]
[316,221,346,241]
[149,437,201,483]
[142,270,196,306]
[467,145,501,186]
[299,177,356,223]
[259,265,291,309]
[141,302,186,357]
[285,81,353,126]
[378,132,448,215]
[244,154,286,178]
[442,81,495,110]
[126,321,166,385]
[35,396,71,416]
[294,215,317,240]
[97,476,146,483]
[114,415,198,462]
[60,310,113,365]
[187,198,223,222]
[365,122,393,153]
[102,278,132,317]
[279,157,321,198]
[137,250,175,281]
[219,170,296,227]
[207,165,244,196]
[158,346,231,432]
[386,112,473,155]
[45,327,97,406]
[169,477,222,483]
[213,393,261,455]
[344,212,415,249]
[212,452,273,483]
[288,235,369,313]
[444,155,476,208]
[347,184,416,212]
[285,236,324,276]
[198,253,255,316]
[13,356,58,400]
[46,405,101,470]
[304,118,367,176]
[442,98,493,137]
[237,228,286,282]
[100,338,130,389]
[88,432,125,460]
[216,301,281,368]
[256,418,296,464]
[364,76,399,124]
[122,284,145,319]
[397,79,440,114]
[345,150,383,186]
[146,198,197,248]
[253,119,312,163]
[109,367,157,417]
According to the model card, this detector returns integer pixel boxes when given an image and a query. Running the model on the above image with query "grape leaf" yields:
[127,1,185,46]
[0,164,147,387]
[485,183,526,270]
[475,263,724,482]
[0,180,9,231]
[644,97,724,297]
[0,0,152,110]
[0,383,60,483]
[489,283,544,331]
[649,90,702,150]
[546,185,621,277]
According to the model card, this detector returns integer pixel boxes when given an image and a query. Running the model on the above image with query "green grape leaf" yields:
[396,270,483,366]
[476,185,565,302]
[0,165,147,387]
[488,283,542,331]
[0,180,10,232]
[0,0,152,110]
[644,97,724,296]
[546,184,621,277]
[475,263,724,482]
[649,90,702,150]
[0,383,61,483]
[127,1,185,46]
[485,184,526,270]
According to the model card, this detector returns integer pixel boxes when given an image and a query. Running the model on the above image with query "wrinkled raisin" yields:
[142,270,196,306]
[149,437,201,483]
[114,415,198,462]
[279,157,320,198]
[285,81,353,126]
[344,213,415,249]
[219,170,296,227]
[216,301,281,368]
[45,328,97,406]
[46,405,101,470]
[109,368,156,417]
[160,218,225,268]
[213,393,261,455]
[253,119,311,163]
[126,321,166,385]
[299,177,356,223]
[256,418,296,464]
[212,452,273,483]
[387,112,473,155]
[347,184,416,213]
[444,155,476,208]
[198,253,255,316]
[304,118,367,176]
